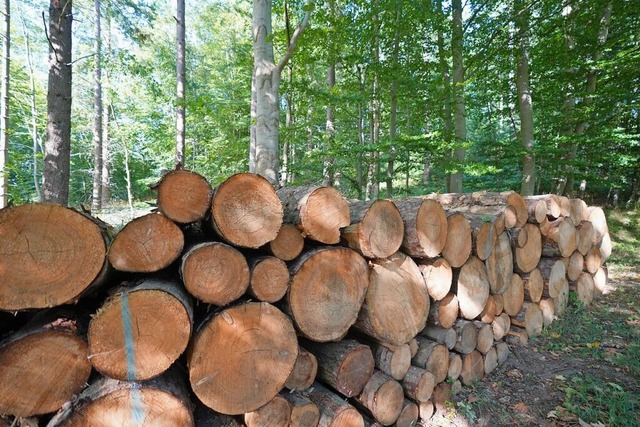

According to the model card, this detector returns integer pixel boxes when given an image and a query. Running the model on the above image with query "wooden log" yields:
[306,382,364,427]
[585,206,608,246]
[521,268,544,303]
[441,212,472,268]
[526,198,548,223]
[244,395,291,427]
[267,224,304,261]
[474,321,494,354]
[565,251,584,282]
[211,173,283,248]
[194,402,245,426]
[88,278,193,381]
[570,198,588,225]
[514,223,542,274]
[538,258,567,299]
[0,310,92,417]
[539,298,555,327]
[453,319,479,355]
[408,338,419,358]
[542,217,577,258]
[282,391,320,427]
[401,366,435,403]
[355,371,404,426]
[511,302,544,338]
[503,273,524,316]
[418,400,434,421]
[277,185,349,244]
[394,400,419,427]
[483,346,498,374]
[459,351,484,386]
[504,205,518,229]
[393,199,447,258]
[370,342,411,381]
[448,353,463,381]
[525,194,562,219]
[301,339,375,398]
[155,168,213,223]
[284,347,318,391]
[558,195,571,217]
[553,279,570,317]
[188,302,298,415]
[354,252,429,345]
[0,203,109,310]
[496,341,510,364]
[477,294,497,323]
[493,293,505,314]
[411,337,449,383]
[584,246,602,273]
[575,221,594,255]
[592,266,608,297]
[427,292,459,329]
[574,272,595,306]
[539,216,552,236]
[455,256,490,320]
[467,214,498,261]
[433,191,528,228]
[508,325,529,346]
[287,247,369,342]
[600,231,612,263]
[491,313,511,341]
[181,242,250,305]
[508,226,529,249]
[47,365,193,426]
[417,257,452,301]
[248,256,289,303]
[342,199,404,259]
[421,325,456,350]
[486,232,514,293]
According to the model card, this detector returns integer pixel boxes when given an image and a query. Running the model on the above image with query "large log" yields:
[306,382,364,427]
[354,252,429,346]
[370,342,411,381]
[573,218,594,254]
[108,212,184,273]
[88,278,193,381]
[282,392,320,427]
[188,302,298,415]
[267,224,304,261]
[248,256,289,303]
[0,310,92,417]
[542,217,577,258]
[286,247,369,342]
[525,194,562,219]
[514,223,542,274]
[354,371,404,426]
[502,273,524,316]
[417,257,452,301]
[277,185,350,244]
[421,325,457,350]
[521,268,544,303]
[394,400,419,427]
[47,364,193,426]
[244,395,291,427]
[155,168,213,223]
[393,199,447,258]
[584,206,608,245]
[454,256,490,320]
[452,319,479,355]
[284,347,318,391]
[427,292,459,329]
[211,173,283,248]
[411,337,449,384]
[301,339,375,398]
[538,258,568,299]
[342,199,404,259]
[180,242,250,305]
[401,366,435,403]
[459,350,484,386]
[441,212,472,268]
[0,203,109,310]
[486,232,513,293]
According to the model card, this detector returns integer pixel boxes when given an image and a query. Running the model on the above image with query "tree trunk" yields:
[0,309,92,417]
[108,213,184,273]
[188,302,298,415]
[448,0,466,192]
[266,223,304,261]
[211,173,283,248]
[286,247,369,342]
[284,347,317,391]
[436,0,452,184]
[278,185,350,244]
[0,0,9,208]
[43,0,73,205]
[342,199,404,259]
[394,198,448,258]
[175,0,186,167]
[244,395,291,427]
[247,256,289,303]
[323,27,336,187]
[100,2,111,207]
[386,3,402,198]
[0,203,109,310]
[91,0,103,211]
[282,392,320,427]
[306,382,364,427]
[355,371,404,426]
[87,278,193,381]
[155,169,212,223]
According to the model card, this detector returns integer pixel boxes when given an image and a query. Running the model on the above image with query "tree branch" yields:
[42,11,61,64]
[277,0,312,73]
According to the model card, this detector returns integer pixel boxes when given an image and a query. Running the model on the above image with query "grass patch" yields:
[606,209,640,267]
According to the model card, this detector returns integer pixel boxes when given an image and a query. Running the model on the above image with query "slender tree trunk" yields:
[357,66,364,199]
[0,0,9,208]
[281,3,293,185]
[515,0,535,196]
[323,61,335,186]
[448,0,465,193]
[91,0,103,211]
[367,0,380,200]
[175,0,186,167]
[43,0,73,205]
[100,0,111,207]
[386,3,402,198]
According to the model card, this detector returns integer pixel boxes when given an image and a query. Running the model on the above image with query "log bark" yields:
[430,191,528,228]
[394,400,419,427]
[453,319,479,355]
[459,350,484,386]
[0,203,109,310]
[503,273,524,316]
[284,347,318,391]
[394,199,447,258]
[287,247,369,342]
[306,382,364,427]
[282,392,320,427]
[354,252,429,345]
[565,251,584,281]
[88,278,193,381]
[277,185,350,244]
[244,395,291,427]
[486,232,513,293]
[441,212,472,268]
[511,302,543,338]
[370,342,411,381]
[155,169,213,224]
[47,364,193,426]
[411,337,449,383]
[526,198,547,223]
[542,217,577,258]
[514,224,542,274]
[525,194,561,219]
[109,212,184,273]
[417,257,452,301]
[521,268,543,303]
[355,371,404,426]
[401,366,435,403]
[342,199,404,259]
[491,313,511,341]
[448,353,463,381]
[421,325,456,350]
[454,256,490,320]
[301,339,374,398]
[427,292,459,329]
[0,310,92,417]
[468,214,498,261]
[267,224,304,261]
[181,242,250,305]
[188,302,298,415]
[248,256,289,303]
[211,173,284,248]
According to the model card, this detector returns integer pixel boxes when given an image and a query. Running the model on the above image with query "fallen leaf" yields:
[586,342,601,349]
[505,369,524,379]
[555,375,566,381]
[512,402,529,413]
[468,395,478,403]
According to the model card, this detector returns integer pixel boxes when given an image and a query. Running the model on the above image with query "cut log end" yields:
[156,169,213,223]
[456,256,490,320]
[268,224,304,261]
[442,213,472,268]
[343,199,404,259]
[249,256,289,303]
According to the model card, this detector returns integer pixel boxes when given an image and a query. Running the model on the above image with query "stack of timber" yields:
[0,170,612,426]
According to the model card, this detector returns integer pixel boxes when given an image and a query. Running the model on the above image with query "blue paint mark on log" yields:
[121,292,145,424]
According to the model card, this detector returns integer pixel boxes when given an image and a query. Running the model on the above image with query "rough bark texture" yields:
[175,0,186,166]
[282,392,320,427]
[342,199,404,259]
[401,366,435,403]
[427,292,459,329]
[284,347,318,391]
[371,342,411,381]
[0,0,8,209]
[421,325,456,350]
[354,370,404,426]
[411,337,449,384]
[156,169,213,223]
[307,382,364,427]
[453,319,479,355]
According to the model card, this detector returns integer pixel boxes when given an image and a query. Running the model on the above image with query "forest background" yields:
[1,0,638,210]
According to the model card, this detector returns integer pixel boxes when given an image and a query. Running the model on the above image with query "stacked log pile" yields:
[0,171,612,427]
